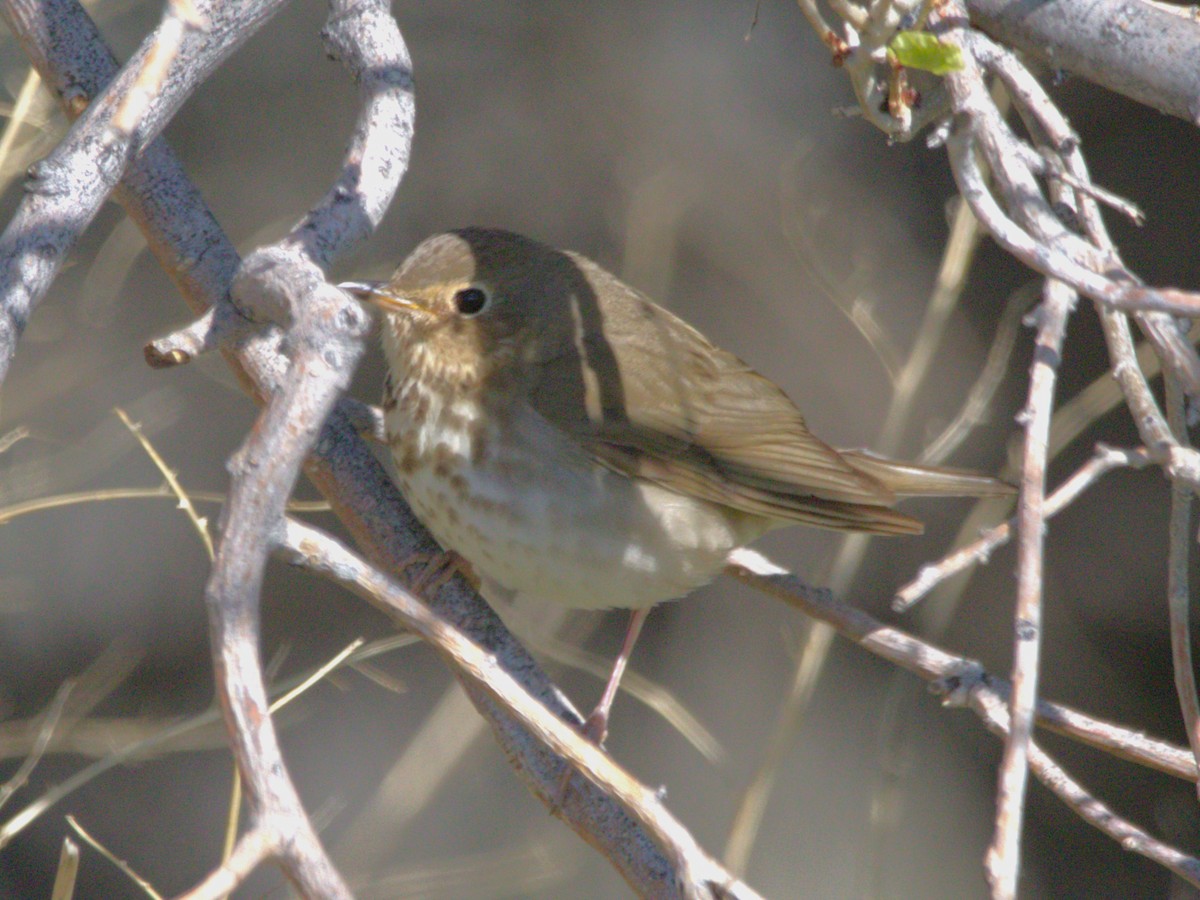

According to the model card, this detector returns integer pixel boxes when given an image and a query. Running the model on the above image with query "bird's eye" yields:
[453,286,489,317]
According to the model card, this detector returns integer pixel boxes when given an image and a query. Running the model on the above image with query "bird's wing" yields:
[526,262,924,535]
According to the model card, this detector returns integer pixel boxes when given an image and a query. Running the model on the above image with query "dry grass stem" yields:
[65,815,163,900]
[49,837,79,900]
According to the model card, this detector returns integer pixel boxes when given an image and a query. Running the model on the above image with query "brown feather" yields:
[523,252,932,533]
[839,449,1015,498]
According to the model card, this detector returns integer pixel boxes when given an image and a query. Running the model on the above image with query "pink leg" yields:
[581,606,650,746]
[553,607,652,808]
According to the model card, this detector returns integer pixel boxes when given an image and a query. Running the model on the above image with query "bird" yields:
[342,227,1010,742]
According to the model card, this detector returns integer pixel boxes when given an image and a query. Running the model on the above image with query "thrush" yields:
[343,227,1010,741]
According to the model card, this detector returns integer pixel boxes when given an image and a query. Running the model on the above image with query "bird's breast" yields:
[384,383,762,610]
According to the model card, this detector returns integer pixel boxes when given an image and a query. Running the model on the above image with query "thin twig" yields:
[895,445,1148,611]
[969,689,1200,888]
[0,486,328,525]
[1165,373,1200,789]
[988,279,1074,900]
[919,282,1037,466]
[114,406,213,559]
[0,681,73,812]
[877,195,984,452]
[723,621,830,875]
[270,639,365,713]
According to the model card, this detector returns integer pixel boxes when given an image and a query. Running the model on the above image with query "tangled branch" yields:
[795,0,1200,894]
[2,0,1198,895]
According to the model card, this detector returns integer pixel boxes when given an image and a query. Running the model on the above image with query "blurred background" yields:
[1,0,1199,896]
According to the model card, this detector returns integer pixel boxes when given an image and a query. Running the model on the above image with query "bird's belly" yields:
[394,450,761,610]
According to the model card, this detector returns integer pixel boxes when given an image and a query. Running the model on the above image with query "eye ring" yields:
[453,286,490,317]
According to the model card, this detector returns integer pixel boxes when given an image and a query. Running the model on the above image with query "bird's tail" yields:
[839,449,1015,498]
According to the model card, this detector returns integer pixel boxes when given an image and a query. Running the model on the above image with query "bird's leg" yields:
[581,606,650,745]
[554,607,650,810]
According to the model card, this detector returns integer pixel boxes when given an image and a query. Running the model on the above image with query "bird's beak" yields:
[338,280,422,314]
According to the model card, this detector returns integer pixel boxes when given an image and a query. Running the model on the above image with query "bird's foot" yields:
[552,708,608,813]
[398,549,471,599]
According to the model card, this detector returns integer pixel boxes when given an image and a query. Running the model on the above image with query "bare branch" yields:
[9,0,1196,892]
[107,0,208,141]
[189,0,414,890]
[967,0,1200,126]
[971,30,1200,396]
[987,278,1074,900]
[0,0,291,383]
[143,303,257,369]
[3,3,709,891]
[280,517,763,900]
[969,689,1200,888]
[1165,374,1200,787]
[939,26,1200,322]
[5,0,414,891]
[919,281,1036,466]
[727,548,1198,785]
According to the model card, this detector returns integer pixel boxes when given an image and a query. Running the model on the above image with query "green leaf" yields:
[889,32,964,75]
